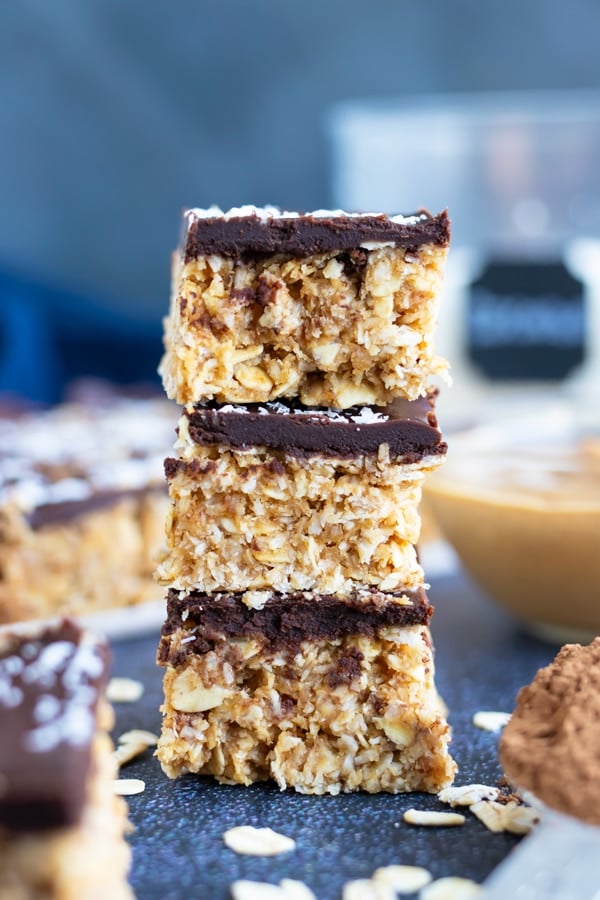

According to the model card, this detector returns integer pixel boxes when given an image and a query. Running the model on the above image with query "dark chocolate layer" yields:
[184,210,450,261]
[179,393,446,461]
[27,484,166,530]
[158,588,432,664]
[0,620,109,832]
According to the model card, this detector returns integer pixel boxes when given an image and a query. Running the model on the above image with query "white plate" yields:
[0,598,166,644]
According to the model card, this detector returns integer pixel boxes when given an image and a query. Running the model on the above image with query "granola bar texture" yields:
[0,397,174,624]
[157,399,446,596]
[156,591,456,795]
[160,206,450,409]
[155,205,456,796]
[0,493,168,624]
[0,621,132,899]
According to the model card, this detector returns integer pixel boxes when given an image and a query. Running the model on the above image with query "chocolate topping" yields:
[184,210,451,261]
[0,620,109,832]
[158,588,432,664]
[0,396,174,529]
[181,393,446,461]
[27,485,166,530]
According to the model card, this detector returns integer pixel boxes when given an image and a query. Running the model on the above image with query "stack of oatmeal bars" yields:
[155,206,457,795]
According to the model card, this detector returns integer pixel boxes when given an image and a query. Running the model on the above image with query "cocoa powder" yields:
[500,637,600,824]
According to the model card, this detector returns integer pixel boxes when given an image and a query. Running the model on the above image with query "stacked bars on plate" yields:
[0,396,174,624]
[156,206,457,794]
[0,619,132,899]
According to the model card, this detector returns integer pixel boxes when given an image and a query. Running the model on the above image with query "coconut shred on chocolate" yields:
[0,620,109,831]
[184,206,451,261]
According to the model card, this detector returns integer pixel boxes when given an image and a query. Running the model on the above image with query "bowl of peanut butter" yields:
[424,405,600,642]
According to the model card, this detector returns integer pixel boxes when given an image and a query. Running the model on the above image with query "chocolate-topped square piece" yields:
[160,206,450,408]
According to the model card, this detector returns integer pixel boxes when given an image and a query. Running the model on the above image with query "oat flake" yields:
[223,825,296,856]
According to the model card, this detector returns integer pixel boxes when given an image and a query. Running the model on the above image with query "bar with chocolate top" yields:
[160,205,450,409]
[156,393,445,596]
[0,396,174,624]
[157,588,456,795]
[155,201,456,798]
[0,619,132,899]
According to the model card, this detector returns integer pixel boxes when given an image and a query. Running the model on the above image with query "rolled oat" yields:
[472,711,510,732]
[438,784,500,807]
[373,864,432,892]
[113,729,159,767]
[470,799,539,835]
[230,880,316,900]
[113,778,146,796]
[106,677,144,704]
[403,809,466,827]
[420,877,483,899]
[223,825,296,856]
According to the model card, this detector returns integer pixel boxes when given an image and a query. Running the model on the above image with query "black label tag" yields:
[467,259,585,381]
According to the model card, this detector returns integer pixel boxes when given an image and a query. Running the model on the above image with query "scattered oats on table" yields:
[342,879,393,900]
[223,825,296,856]
[420,876,483,899]
[470,799,539,834]
[438,784,500,806]
[403,809,466,827]
[113,778,146,796]
[230,878,316,900]
[113,729,159,767]
[106,676,145,703]
[373,864,432,893]
[472,711,511,732]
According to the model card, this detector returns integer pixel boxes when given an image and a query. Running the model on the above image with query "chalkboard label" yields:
[467,259,585,381]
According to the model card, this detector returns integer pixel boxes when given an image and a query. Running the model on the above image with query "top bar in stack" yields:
[160,206,450,409]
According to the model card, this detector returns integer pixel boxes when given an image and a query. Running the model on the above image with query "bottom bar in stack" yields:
[0,620,132,900]
[157,588,456,795]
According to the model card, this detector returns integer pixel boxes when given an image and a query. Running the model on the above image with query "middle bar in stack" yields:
[156,206,456,795]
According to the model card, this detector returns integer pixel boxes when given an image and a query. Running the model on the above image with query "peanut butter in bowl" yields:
[423,407,600,642]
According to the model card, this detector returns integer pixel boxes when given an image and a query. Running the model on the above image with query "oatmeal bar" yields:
[156,589,456,795]
[157,394,446,595]
[0,396,174,623]
[160,206,450,408]
[0,619,132,899]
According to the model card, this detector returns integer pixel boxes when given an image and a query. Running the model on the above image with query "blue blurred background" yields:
[1,0,600,403]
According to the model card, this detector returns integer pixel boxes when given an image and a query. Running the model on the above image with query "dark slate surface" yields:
[110,572,558,900]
